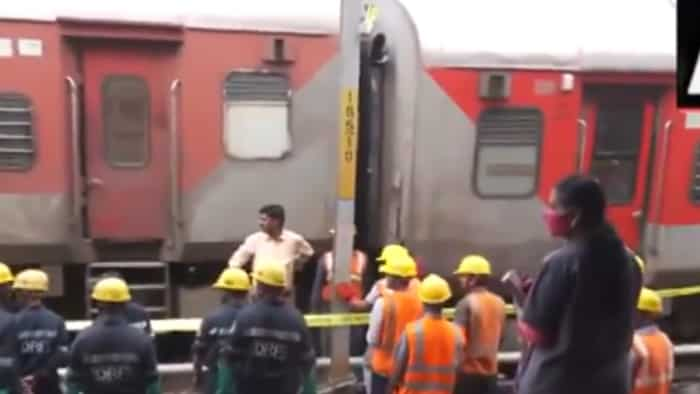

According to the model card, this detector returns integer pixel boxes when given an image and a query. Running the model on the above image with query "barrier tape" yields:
[64,284,700,333]
[657,286,700,298]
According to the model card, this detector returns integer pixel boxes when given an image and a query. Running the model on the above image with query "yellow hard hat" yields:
[634,255,645,273]
[419,274,452,304]
[213,268,251,291]
[0,263,13,285]
[252,260,286,288]
[637,287,662,314]
[377,244,409,262]
[379,254,417,278]
[12,269,48,292]
[454,255,492,276]
[92,277,131,303]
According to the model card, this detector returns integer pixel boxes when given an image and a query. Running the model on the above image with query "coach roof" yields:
[0,0,675,72]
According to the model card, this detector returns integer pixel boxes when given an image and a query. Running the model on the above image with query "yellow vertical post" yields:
[328,1,377,392]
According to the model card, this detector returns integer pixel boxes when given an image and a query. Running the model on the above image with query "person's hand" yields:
[192,364,203,388]
[21,375,35,394]
[335,282,359,302]
[522,276,534,295]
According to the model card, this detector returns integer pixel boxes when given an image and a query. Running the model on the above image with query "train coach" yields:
[0,0,696,336]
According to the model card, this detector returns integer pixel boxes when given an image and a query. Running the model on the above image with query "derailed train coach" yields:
[0,0,696,335]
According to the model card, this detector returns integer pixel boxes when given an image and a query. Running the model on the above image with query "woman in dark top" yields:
[516,175,642,394]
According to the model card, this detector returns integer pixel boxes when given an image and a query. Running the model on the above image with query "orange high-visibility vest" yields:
[460,289,506,375]
[631,326,673,394]
[398,316,465,394]
[321,250,367,302]
[371,290,423,376]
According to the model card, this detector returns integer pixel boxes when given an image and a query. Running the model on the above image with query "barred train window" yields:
[473,108,542,198]
[223,72,291,160]
[102,75,150,167]
[588,102,643,204]
[0,93,35,170]
[692,143,700,203]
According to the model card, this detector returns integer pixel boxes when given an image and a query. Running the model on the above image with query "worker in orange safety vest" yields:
[453,255,505,394]
[630,288,673,394]
[334,244,419,394]
[310,228,368,359]
[366,254,423,394]
[311,228,368,310]
[346,244,420,313]
[388,274,465,394]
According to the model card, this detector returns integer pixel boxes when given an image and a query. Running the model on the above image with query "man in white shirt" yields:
[228,204,314,304]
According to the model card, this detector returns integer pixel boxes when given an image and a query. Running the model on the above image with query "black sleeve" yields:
[193,318,212,357]
[143,311,153,336]
[310,257,327,312]
[227,316,246,361]
[4,320,22,394]
[522,255,575,338]
[44,320,70,372]
[66,336,85,388]
[297,313,315,375]
[141,339,159,385]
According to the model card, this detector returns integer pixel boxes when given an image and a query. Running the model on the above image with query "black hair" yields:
[97,301,127,315]
[555,174,607,231]
[259,204,285,225]
[424,303,444,315]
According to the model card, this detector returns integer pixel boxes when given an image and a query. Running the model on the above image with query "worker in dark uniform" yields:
[0,262,16,313]
[100,271,153,336]
[192,267,250,394]
[216,260,316,394]
[66,277,161,394]
[0,263,21,394]
[13,269,69,394]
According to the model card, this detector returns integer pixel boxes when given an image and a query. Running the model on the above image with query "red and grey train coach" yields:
[0,0,697,335]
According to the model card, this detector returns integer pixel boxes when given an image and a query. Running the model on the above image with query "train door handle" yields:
[632,210,643,219]
[86,177,104,188]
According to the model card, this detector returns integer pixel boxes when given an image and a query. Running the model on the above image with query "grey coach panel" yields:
[184,58,340,243]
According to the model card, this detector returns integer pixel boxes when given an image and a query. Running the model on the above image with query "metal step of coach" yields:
[85,261,171,319]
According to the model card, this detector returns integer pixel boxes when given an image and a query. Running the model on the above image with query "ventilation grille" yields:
[477,108,542,146]
[693,143,700,203]
[224,72,289,101]
[0,94,34,170]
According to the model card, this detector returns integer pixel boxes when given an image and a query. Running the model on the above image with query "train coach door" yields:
[82,45,172,240]
[582,85,660,250]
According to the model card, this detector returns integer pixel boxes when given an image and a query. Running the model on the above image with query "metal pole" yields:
[329,0,367,392]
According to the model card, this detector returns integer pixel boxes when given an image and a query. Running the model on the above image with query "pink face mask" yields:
[542,207,573,237]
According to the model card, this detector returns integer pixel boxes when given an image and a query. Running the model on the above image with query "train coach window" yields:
[473,107,542,198]
[589,102,643,204]
[0,93,35,171]
[102,75,150,168]
[691,143,700,203]
[223,71,291,160]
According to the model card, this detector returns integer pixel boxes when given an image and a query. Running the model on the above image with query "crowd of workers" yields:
[0,174,676,394]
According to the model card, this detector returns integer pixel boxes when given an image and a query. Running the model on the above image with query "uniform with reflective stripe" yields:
[15,304,69,394]
[457,289,505,375]
[0,308,20,393]
[371,290,423,376]
[631,325,673,394]
[321,251,367,302]
[397,316,464,394]
[221,298,315,394]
